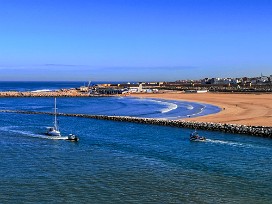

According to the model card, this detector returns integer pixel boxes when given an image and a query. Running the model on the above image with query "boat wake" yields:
[206,139,245,147]
[205,139,270,150]
[0,126,20,132]
[9,129,69,140]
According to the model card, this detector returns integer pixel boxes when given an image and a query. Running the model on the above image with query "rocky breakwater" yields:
[87,115,272,137]
[1,109,271,138]
[0,89,91,97]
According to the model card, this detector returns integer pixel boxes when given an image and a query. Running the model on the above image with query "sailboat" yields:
[46,98,79,141]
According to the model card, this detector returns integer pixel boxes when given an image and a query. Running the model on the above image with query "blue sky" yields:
[0,0,271,81]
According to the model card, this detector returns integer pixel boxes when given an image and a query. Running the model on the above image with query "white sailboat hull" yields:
[45,98,79,142]
[46,129,61,136]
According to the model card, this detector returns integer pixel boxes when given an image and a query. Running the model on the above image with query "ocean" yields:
[0,82,271,203]
[0,81,102,92]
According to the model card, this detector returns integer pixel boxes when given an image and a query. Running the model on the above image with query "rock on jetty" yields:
[0,109,271,138]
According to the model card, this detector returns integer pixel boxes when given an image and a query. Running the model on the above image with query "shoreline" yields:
[132,92,272,127]
[0,90,271,127]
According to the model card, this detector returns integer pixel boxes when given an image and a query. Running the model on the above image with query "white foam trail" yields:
[135,98,178,114]
[9,129,69,140]
[187,106,206,117]
[152,100,178,113]
[161,102,178,113]
[205,139,264,149]
[206,139,244,146]
[206,139,272,150]
[187,105,194,110]
[0,126,19,131]
[45,136,69,140]
[31,89,52,93]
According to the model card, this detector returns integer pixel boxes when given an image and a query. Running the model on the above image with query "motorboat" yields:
[46,98,79,142]
[67,134,79,142]
[190,130,206,142]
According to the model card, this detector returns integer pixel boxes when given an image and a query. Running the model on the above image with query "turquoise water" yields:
[0,83,271,203]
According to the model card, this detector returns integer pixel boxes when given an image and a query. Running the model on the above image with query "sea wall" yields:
[1,109,271,138]
[0,90,94,97]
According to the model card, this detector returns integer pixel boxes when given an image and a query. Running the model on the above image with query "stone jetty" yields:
[0,109,271,138]
[0,90,94,97]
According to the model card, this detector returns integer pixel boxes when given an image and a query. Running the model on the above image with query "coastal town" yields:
[0,74,271,97]
[1,74,271,129]
[60,73,272,95]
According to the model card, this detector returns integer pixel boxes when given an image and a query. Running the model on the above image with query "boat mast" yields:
[54,97,58,131]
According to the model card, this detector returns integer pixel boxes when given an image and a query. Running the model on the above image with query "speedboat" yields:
[67,134,79,142]
[190,130,206,142]
[46,98,79,142]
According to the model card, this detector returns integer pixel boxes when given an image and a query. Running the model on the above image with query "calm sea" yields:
[0,82,271,203]
[0,81,116,92]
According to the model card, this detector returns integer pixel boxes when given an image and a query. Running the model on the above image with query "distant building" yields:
[97,84,111,87]
[79,86,89,92]
[129,83,143,93]
[260,76,269,83]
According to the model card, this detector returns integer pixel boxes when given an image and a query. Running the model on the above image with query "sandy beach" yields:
[133,92,272,127]
[1,90,271,127]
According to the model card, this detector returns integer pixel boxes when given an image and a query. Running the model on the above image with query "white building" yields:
[128,83,143,93]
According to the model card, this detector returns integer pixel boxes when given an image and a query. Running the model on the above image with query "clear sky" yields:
[0,0,271,81]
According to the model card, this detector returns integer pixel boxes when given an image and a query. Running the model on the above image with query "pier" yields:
[0,109,271,138]
[0,90,92,97]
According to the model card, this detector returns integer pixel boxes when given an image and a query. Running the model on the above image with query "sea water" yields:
[0,97,220,120]
[0,81,125,92]
[0,83,271,203]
